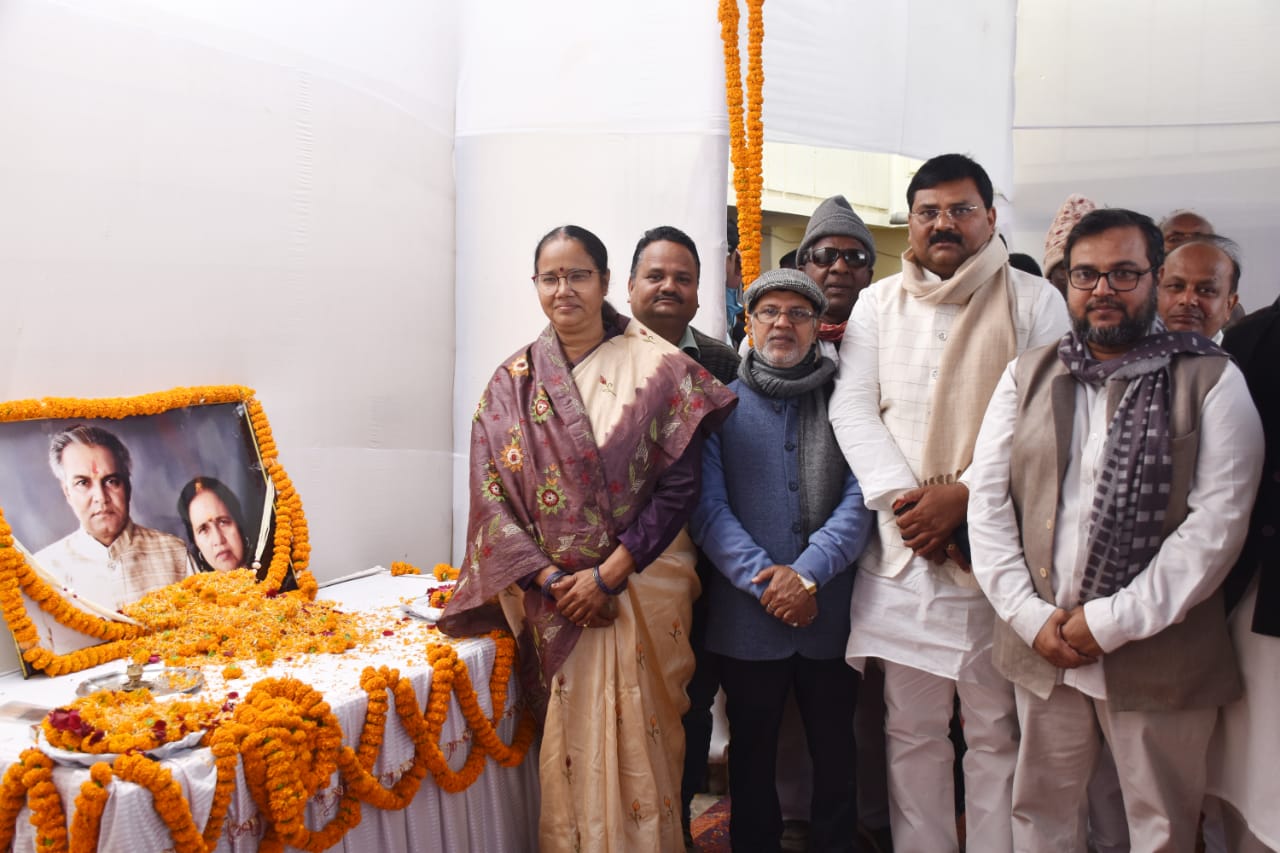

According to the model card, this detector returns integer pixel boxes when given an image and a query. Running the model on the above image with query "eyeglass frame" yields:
[751,305,818,324]
[531,268,598,291]
[806,246,872,269]
[1066,266,1153,292]
[909,205,982,224]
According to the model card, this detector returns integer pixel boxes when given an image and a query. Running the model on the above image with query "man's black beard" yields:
[1070,296,1156,350]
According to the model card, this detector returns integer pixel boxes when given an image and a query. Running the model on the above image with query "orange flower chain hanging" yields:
[0,631,536,853]
[719,0,765,285]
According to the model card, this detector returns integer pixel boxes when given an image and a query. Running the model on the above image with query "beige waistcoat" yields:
[993,344,1240,711]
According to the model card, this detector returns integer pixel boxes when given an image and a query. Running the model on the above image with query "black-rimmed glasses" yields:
[1067,267,1152,292]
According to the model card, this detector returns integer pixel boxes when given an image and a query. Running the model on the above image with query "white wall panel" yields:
[0,0,458,674]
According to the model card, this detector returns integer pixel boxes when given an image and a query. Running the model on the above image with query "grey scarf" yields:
[738,346,845,534]
[1058,327,1223,601]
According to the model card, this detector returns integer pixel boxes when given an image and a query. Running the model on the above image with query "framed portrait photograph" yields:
[0,387,306,677]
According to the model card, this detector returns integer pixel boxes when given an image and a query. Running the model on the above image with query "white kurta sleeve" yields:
[829,282,918,512]
[964,362,1056,647]
[1083,363,1265,652]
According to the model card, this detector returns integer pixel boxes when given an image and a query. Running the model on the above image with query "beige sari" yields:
[441,317,735,852]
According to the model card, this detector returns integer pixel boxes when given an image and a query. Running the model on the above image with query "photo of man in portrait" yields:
[0,402,276,661]
[36,424,194,611]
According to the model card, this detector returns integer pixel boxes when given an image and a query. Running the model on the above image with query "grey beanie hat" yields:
[797,194,877,268]
[743,269,828,316]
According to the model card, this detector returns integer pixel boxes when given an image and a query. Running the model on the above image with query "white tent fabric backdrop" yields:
[1010,0,1280,310]
[0,0,1275,676]
[0,0,457,676]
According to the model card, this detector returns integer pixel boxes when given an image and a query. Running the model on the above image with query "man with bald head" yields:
[1158,235,1241,343]
[1160,210,1214,253]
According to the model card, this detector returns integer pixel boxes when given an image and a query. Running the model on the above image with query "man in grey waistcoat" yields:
[690,268,872,853]
[965,207,1264,851]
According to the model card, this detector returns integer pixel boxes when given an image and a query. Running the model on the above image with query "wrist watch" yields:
[798,574,817,596]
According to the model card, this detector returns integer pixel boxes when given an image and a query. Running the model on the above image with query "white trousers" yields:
[881,659,1018,853]
[1012,682,1217,853]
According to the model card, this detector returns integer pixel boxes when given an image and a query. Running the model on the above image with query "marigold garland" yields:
[719,0,766,331]
[68,763,111,853]
[42,689,222,754]
[3,629,536,852]
[390,561,421,576]
[0,386,315,677]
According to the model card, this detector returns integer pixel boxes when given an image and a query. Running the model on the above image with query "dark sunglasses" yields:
[807,247,871,269]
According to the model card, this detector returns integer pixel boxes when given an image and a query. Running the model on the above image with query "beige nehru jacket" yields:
[993,344,1240,712]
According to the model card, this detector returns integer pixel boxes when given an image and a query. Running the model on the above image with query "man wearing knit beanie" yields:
[798,195,877,356]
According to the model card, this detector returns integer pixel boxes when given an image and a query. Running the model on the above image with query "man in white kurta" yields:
[966,208,1263,852]
[829,153,1068,853]
[32,425,192,653]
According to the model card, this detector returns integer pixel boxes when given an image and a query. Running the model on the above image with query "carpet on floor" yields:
[690,796,731,852]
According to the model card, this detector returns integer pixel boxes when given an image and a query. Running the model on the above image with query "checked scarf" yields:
[1058,327,1223,602]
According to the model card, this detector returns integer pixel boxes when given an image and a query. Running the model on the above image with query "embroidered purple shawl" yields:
[439,315,736,717]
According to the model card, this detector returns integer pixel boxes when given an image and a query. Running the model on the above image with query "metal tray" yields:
[75,665,204,698]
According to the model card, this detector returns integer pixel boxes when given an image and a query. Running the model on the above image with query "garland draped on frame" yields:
[719,0,765,294]
[0,386,314,676]
[0,631,536,853]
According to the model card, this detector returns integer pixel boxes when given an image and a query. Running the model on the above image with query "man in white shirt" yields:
[1157,234,1241,344]
[829,153,1068,852]
[34,424,192,651]
[965,207,1264,851]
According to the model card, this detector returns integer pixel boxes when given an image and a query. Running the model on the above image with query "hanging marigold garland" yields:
[719,0,766,292]
[0,385,315,676]
[0,630,537,853]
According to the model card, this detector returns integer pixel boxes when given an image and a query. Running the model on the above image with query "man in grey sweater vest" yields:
[691,269,871,853]
[965,208,1264,851]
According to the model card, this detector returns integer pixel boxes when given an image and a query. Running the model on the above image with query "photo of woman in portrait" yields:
[177,476,251,573]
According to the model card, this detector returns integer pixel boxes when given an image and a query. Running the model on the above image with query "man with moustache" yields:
[829,153,1068,852]
[797,195,877,358]
[628,225,739,385]
[1157,235,1241,343]
[625,225,739,847]
[965,208,1263,850]
[691,268,870,853]
[34,424,193,649]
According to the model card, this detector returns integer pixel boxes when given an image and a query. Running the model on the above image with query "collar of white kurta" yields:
[899,237,1017,489]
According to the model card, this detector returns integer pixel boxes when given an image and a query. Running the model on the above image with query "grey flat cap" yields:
[743,268,828,316]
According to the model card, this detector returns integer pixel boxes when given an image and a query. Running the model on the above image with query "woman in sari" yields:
[440,225,735,852]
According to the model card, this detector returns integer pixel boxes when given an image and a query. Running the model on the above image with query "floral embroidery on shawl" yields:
[439,316,735,718]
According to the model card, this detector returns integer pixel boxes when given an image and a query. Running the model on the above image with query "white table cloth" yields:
[0,570,540,852]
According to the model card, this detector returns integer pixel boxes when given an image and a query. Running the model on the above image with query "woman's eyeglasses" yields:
[533,269,596,290]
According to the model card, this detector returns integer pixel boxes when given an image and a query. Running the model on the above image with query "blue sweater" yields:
[690,378,872,661]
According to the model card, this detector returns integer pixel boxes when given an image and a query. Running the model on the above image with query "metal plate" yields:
[75,666,205,698]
